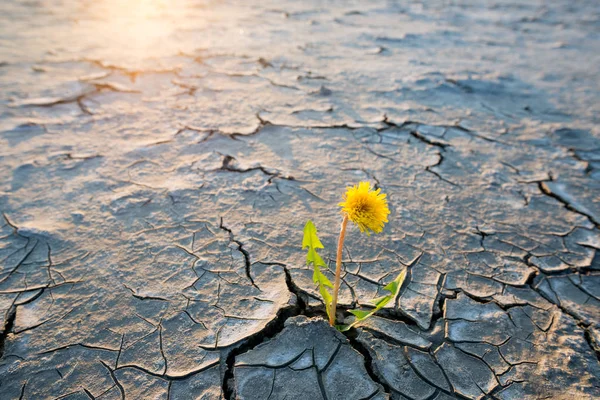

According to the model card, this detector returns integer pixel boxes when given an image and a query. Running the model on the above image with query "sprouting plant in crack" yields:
[302,181,406,331]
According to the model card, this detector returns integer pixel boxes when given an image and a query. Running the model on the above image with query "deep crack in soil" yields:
[0,306,16,359]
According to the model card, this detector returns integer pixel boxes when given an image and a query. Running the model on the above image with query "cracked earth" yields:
[1,0,600,399]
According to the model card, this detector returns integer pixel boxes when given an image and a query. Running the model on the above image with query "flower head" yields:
[339,181,390,235]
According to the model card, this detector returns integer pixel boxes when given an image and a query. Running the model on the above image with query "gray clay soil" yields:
[1,1,599,399]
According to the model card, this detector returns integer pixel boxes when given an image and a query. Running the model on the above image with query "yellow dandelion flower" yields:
[339,181,390,235]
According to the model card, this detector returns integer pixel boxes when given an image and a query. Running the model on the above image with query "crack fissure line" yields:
[0,305,16,359]
[219,218,259,289]
[220,290,304,399]
[538,182,599,229]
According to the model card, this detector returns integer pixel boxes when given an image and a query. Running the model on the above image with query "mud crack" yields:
[538,181,600,228]
[0,306,17,359]
[221,288,304,399]
[219,217,259,289]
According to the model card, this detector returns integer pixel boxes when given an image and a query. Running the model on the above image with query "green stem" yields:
[330,214,349,326]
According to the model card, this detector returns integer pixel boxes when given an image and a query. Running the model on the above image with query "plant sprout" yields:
[302,181,406,331]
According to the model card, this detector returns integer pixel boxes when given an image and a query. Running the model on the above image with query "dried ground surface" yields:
[1,0,600,399]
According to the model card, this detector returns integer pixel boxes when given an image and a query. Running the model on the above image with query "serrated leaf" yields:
[313,266,334,288]
[308,247,327,268]
[302,220,334,322]
[303,220,324,250]
[319,284,333,322]
[319,285,332,305]
[313,266,333,289]
[312,265,321,284]
[321,275,334,289]
[303,220,327,268]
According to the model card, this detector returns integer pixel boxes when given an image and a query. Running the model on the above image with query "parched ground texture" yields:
[1,0,600,399]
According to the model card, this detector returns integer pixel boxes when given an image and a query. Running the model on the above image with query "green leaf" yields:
[319,284,333,322]
[340,268,407,331]
[313,266,334,288]
[319,285,332,305]
[349,309,372,320]
[303,221,327,268]
[309,248,327,268]
[383,268,407,296]
[303,220,324,250]
[302,220,333,321]
[312,265,321,284]
[383,281,398,294]
[370,295,390,308]
[368,269,407,309]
